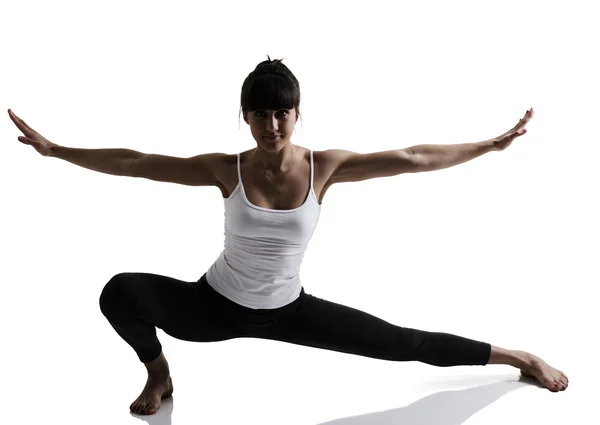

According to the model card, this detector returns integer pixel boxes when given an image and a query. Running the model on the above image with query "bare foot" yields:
[519,352,568,392]
[130,374,174,415]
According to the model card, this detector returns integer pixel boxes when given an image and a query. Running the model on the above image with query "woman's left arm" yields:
[325,109,534,184]
[408,108,534,172]
[406,140,496,173]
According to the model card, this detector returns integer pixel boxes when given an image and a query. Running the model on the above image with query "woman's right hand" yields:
[8,109,61,157]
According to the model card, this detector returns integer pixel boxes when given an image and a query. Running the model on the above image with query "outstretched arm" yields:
[407,139,496,173]
[9,108,142,176]
[326,108,534,184]
[8,109,222,187]
[407,108,533,172]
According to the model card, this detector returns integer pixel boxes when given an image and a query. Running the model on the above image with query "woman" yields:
[8,56,568,416]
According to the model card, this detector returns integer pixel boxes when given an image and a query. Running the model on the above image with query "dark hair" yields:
[239,55,302,126]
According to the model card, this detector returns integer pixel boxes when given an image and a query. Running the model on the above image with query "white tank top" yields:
[206,150,322,309]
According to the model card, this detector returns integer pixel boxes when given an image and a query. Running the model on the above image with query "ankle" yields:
[145,351,170,377]
[489,346,529,369]
[147,370,170,381]
[515,350,542,370]
[510,350,532,369]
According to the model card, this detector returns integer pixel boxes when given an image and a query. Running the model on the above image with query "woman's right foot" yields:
[130,374,173,415]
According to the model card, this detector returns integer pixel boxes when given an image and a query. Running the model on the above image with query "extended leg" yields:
[265,293,491,366]
[265,293,568,391]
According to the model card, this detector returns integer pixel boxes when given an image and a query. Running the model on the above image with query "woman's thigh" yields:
[264,292,425,361]
[101,271,239,343]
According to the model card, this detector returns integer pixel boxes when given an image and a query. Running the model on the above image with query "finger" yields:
[8,110,36,135]
[8,110,28,133]
[510,118,526,132]
[8,109,33,129]
[513,109,533,131]
[15,113,36,132]
[507,129,526,141]
[17,136,36,146]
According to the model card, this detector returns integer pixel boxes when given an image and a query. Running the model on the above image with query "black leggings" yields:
[99,272,491,367]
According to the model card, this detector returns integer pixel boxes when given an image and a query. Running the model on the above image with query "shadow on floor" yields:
[318,374,540,425]
[130,373,541,425]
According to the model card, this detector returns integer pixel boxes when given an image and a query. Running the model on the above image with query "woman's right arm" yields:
[53,147,224,187]
[9,109,223,186]
[53,146,142,177]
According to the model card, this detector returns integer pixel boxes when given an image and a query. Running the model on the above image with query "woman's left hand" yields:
[492,108,534,151]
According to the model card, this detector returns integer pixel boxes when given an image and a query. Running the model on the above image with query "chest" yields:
[219,149,331,210]
[244,168,310,210]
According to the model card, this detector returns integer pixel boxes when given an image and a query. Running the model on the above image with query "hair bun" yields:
[256,56,287,74]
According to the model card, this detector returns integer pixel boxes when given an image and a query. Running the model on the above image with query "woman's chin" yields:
[260,138,286,147]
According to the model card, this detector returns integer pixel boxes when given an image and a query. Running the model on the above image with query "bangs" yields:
[245,74,299,112]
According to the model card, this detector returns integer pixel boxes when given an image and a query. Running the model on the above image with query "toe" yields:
[144,404,158,415]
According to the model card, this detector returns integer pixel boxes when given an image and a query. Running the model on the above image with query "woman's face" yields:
[244,108,297,148]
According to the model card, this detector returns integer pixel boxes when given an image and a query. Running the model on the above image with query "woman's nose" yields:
[266,117,278,131]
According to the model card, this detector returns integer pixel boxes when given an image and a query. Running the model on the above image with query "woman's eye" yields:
[255,110,287,117]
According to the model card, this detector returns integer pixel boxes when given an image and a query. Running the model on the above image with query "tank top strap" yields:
[310,150,314,191]
[236,153,242,186]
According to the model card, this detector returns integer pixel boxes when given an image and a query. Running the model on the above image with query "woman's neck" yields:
[250,144,299,175]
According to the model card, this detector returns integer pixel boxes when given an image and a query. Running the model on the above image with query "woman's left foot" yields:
[518,351,569,392]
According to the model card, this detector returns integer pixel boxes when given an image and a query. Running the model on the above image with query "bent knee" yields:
[99,273,137,314]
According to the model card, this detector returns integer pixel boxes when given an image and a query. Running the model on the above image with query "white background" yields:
[1,0,597,424]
